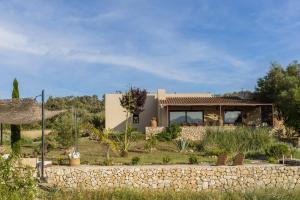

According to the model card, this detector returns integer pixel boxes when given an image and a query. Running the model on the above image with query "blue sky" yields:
[0,0,299,98]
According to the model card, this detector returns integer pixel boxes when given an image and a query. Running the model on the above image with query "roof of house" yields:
[159,96,273,106]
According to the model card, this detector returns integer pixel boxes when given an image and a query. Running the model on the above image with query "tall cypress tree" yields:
[11,78,21,154]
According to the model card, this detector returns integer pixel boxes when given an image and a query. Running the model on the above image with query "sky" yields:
[0,0,299,99]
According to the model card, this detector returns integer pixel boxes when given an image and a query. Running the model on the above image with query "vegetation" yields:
[265,144,290,160]
[131,156,141,165]
[200,127,274,155]
[175,138,189,153]
[11,78,21,155]
[156,124,182,141]
[255,61,300,133]
[188,155,198,164]
[162,156,171,164]
[38,187,300,200]
[0,156,38,200]
[119,87,147,156]
[93,128,118,160]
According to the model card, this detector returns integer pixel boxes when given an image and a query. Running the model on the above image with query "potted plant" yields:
[69,151,80,166]
[151,117,157,128]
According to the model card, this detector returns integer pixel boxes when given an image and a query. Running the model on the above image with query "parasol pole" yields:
[41,90,45,180]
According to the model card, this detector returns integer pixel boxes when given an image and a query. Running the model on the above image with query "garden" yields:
[0,62,300,199]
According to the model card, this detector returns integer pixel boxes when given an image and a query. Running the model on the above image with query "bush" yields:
[201,127,274,155]
[156,124,182,141]
[145,132,158,152]
[189,155,198,164]
[131,157,141,165]
[266,144,290,159]
[103,159,113,166]
[0,156,38,200]
[162,156,171,164]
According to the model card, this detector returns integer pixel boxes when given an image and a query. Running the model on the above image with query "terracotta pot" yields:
[69,158,80,166]
[151,118,157,128]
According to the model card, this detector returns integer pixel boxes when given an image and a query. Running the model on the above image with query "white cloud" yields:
[0,23,251,86]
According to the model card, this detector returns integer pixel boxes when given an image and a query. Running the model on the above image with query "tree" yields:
[93,128,118,160]
[11,79,21,154]
[255,61,300,132]
[119,87,147,155]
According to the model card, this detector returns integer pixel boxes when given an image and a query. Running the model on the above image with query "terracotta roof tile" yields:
[159,97,272,106]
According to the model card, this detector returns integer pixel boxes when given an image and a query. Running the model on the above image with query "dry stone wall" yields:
[46,165,300,191]
[146,126,235,141]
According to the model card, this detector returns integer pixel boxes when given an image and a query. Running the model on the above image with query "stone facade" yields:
[145,127,165,139]
[146,126,235,141]
[46,165,300,191]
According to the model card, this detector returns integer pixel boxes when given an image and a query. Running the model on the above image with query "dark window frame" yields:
[168,110,204,126]
[132,114,139,124]
[223,110,242,125]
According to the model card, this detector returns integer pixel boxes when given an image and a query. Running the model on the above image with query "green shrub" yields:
[189,155,198,164]
[156,124,182,141]
[203,144,225,156]
[162,156,171,164]
[145,132,158,152]
[267,157,277,164]
[103,159,113,166]
[266,144,290,159]
[131,157,141,165]
[201,127,274,155]
[0,155,38,200]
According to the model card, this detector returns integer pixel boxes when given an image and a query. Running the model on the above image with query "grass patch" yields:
[40,187,300,200]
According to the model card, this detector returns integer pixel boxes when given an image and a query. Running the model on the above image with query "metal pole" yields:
[75,108,78,152]
[41,90,45,179]
[0,123,3,145]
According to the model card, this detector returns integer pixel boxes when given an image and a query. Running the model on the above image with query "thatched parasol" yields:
[0,98,66,124]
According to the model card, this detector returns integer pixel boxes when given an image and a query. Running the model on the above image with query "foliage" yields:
[52,112,74,147]
[175,138,189,153]
[156,124,182,141]
[144,132,158,152]
[255,61,300,132]
[131,156,141,165]
[116,125,137,157]
[92,128,118,160]
[102,159,113,166]
[201,127,274,155]
[43,187,300,200]
[11,78,21,155]
[119,87,147,154]
[188,155,198,164]
[265,144,290,159]
[22,95,104,130]
[223,90,254,99]
[119,87,147,115]
[0,156,38,200]
[162,156,171,164]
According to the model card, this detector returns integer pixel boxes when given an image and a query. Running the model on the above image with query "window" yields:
[224,111,242,124]
[187,111,203,124]
[169,111,186,124]
[132,114,139,124]
[169,111,203,125]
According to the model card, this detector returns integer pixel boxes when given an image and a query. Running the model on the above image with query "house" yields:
[105,89,274,140]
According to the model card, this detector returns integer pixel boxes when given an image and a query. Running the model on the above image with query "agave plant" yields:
[175,138,189,153]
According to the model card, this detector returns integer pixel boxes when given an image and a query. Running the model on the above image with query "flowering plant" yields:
[68,151,80,159]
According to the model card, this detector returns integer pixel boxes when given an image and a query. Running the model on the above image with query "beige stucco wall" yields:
[105,93,157,132]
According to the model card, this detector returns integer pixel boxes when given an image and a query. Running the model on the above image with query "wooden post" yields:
[166,105,169,127]
[219,105,223,126]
